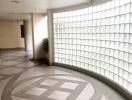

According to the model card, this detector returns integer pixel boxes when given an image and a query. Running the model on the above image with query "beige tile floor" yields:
[0,50,128,100]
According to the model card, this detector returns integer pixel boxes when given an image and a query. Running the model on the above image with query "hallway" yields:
[0,50,126,100]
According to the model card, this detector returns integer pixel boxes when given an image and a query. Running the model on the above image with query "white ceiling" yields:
[0,0,88,20]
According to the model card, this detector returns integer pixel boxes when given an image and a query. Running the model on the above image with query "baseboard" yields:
[0,47,25,51]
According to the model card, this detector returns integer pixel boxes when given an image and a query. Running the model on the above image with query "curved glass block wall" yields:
[53,0,132,94]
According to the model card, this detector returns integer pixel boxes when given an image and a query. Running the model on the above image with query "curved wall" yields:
[53,0,132,95]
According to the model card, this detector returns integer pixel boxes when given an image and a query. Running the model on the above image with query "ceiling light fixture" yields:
[85,0,97,6]
[11,0,19,4]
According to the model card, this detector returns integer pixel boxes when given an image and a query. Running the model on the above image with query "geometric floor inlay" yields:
[48,91,70,100]
[12,96,30,100]
[0,61,20,66]
[26,87,47,96]
[0,67,23,75]
[12,78,42,95]
[0,76,3,79]
[100,95,108,100]
[16,67,47,82]
[76,83,94,100]
[60,82,79,89]
[16,62,36,68]
[40,79,58,86]
[52,76,87,82]
[0,50,127,100]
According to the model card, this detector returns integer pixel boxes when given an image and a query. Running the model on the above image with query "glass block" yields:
[128,83,132,93]
[125,13,130,23]
[129,73,132,83]
[130,14,132,23]
[115,16,120,24]
[119,60,123,68]
[115,34,119,41]
[110,57,114,64]
[76,61,80,67]
[123,43,128,52]
[129,53,132,63]
[96,67,100,73]
[125,4,130,13]
[124,34,129,42]
[105,70,109,77]
[124,24,130,33]
[124,61,129,71]
[105,41,110,47]
[109,72,114,80]
[118,77,123,85]
[119,51,124,60]
[105,49,109,55]
[114,66,118,74]
[115,6,120,15]
[115,58,119,66]
[58,58,61,62]
[120,24,125,32]
[129,34,132,43]
[120,5,126,14]
[119,43,124,51]
[123,71,129,80]
[119,34,124,42]
[110,49,114,56]
[119,68,123,77]
[101,69,105,75]
[123,80,129,89]
[129,44,132,53]
[114,75,119,83]
[114,50,118,58]
[128,63,132,73]
[110,42,115,49]
[55,58,58,62]
[124,52,128,61]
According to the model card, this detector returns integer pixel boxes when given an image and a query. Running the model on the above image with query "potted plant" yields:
[43,38,49,52]
[43,38,49,64]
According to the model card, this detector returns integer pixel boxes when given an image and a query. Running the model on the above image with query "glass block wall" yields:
[53,0,132,94]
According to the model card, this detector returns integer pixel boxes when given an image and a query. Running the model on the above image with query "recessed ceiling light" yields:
[11,0,19,4]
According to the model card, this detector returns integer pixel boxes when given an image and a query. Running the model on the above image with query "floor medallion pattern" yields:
[0,50,126,100]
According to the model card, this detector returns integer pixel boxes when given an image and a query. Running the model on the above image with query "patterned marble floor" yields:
[0,50,127,100]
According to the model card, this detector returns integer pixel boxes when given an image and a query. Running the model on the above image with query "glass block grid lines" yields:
[53,0,132,94]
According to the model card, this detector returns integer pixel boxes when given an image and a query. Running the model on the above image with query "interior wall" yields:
[32,13,48,59]
[24,20,33,58]
[24,20,33,52]
[0,21,25,49]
